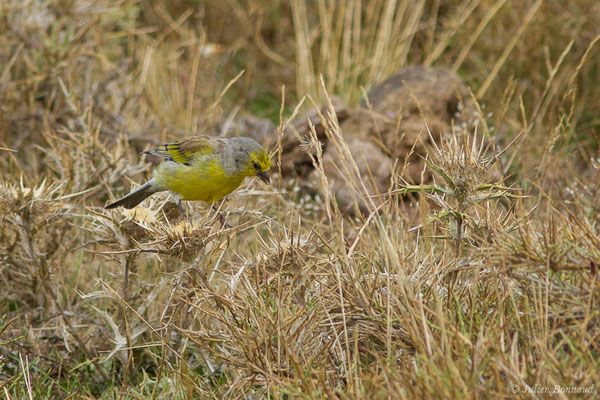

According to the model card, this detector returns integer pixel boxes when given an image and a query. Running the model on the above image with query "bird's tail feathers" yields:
[105,181,162,209]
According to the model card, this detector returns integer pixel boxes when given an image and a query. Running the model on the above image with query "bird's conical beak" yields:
[257,170,270,184]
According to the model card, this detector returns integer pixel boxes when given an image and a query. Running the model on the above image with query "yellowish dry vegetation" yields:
[1,0,599,398]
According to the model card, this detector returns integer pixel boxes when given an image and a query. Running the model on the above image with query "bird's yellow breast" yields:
[153,157,245,203]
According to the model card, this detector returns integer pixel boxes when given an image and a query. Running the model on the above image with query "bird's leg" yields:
[212,202,231,246]
[177,200,192,224]
[212,202,231,229]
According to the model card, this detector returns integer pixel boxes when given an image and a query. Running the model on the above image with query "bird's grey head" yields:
[223,137,269,177]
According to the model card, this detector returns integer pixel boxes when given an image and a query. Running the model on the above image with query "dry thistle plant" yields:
[398,124,519,258]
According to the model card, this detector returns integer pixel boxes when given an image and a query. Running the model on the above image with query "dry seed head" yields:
[436,128,490,199]
[121,207,157,226]
[98,206,216,261]
[0,178,62,216]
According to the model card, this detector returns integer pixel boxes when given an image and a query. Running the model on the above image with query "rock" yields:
[316,136,394,215]
[321,66,470,213]
[226,115,276,146]
[341,66,469,183]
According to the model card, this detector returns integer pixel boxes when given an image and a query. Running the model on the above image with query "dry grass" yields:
[1,0,599,398]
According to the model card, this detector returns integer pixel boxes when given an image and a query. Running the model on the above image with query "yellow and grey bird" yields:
[105,136,270,217]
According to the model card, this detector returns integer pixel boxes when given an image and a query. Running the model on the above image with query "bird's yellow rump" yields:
[105,136,270,215]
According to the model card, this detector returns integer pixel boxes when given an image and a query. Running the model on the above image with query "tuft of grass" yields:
[292,0,428,104]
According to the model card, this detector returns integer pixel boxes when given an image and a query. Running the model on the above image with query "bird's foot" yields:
[177,201,193,225]
[218,212,232,229]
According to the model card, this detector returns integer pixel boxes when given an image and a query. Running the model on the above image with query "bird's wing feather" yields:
[144,136,225,166]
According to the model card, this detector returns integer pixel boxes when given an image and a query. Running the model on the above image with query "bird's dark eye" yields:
[252,162,260,170]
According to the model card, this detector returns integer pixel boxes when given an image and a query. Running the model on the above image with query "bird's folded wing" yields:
[144,136,224,166]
